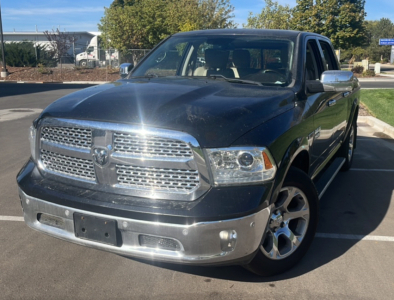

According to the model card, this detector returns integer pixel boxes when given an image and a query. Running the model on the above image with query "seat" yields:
[232,50,254,78]
[194,49,234,78]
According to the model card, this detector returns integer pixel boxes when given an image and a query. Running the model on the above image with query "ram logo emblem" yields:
[92,148,109,166]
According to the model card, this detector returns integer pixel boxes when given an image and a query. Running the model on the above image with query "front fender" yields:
[232,105,313,205]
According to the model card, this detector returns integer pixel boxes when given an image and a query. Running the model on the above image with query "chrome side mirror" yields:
[119,63,133,79]
[321,70,354,92]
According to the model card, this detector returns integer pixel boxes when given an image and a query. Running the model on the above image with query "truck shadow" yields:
[129,136,394,282]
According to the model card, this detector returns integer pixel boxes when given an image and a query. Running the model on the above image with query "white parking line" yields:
[0,216,24,221]
[316,233,394,242]
[350,168,394,172]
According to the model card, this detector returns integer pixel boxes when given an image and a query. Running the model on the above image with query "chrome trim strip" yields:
[19,189,270,264]
[111,152,197,169]
[36,118,210,201]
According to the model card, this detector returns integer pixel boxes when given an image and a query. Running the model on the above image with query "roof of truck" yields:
[173,29,305,37]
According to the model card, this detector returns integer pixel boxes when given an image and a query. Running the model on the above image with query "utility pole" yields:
[35,25,38,66]
[0,3,8,78]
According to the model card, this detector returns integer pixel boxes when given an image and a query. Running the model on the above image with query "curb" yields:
[0,80,107,85]
[358,116,394,139]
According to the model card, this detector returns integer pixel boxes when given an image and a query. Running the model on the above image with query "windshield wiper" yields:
[208,74,263,86]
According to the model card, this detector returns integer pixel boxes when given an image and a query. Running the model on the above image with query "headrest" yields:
[205,49,229,69]
[233,50,251,69]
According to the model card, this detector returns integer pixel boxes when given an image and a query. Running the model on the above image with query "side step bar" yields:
[314,157,346,199]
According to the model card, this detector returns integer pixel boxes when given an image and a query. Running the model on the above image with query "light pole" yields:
[0,2,8,77]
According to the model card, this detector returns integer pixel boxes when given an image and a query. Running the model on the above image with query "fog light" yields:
[38,213,65,229]
[219,230,237,252]
[139,235,182,251]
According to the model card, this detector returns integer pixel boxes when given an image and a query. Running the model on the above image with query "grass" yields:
[360,89,394,126]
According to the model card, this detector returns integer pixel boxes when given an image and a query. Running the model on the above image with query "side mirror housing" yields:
[306,70,356,93]
[321,70,355,92]
[120,63,134,79]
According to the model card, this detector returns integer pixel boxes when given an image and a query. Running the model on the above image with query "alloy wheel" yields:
[261,187,310,260]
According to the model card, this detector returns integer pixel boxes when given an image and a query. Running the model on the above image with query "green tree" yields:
[364,18,394,62]
[291,0,322,33]
[109,0,136,8]
[244,0,293,29]
[99,0,236,53]
[198,0,236,29]
[291,0,366,49]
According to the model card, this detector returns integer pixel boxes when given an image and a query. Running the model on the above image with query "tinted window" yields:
[319,41,338,70]
[305,40,323,80]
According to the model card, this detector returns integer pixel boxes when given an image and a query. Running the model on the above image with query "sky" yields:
[1,0,394,33]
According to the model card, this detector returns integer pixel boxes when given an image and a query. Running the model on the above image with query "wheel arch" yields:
[269,137,310,205]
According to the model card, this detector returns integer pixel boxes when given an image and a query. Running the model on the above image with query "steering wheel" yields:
[155,51,166,63]
[262,69,287,81]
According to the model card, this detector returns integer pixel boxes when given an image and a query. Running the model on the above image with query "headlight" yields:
[29,125,37,161]
[206,147,276,186]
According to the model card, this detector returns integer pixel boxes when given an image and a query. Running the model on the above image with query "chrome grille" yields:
[40,149,96,181]
[113,132,193,158]
[37,118,209,201]
[116,164,200,193]
[41,126,92,149]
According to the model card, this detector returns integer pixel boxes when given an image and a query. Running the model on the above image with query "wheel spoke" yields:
[283,207,309,221]
[283,227,300,248]
[281,187,297,210]
[270,234,280,259]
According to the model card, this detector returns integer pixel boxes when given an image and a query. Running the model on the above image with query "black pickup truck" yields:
[17,29,360,276]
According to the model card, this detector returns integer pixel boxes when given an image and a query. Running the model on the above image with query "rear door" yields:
[317,40,348,145]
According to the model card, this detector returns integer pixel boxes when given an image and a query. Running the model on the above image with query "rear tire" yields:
[338,119,357,172]
[244,167,319,276]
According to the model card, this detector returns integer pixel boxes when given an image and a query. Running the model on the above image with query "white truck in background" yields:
[75,36,119,67]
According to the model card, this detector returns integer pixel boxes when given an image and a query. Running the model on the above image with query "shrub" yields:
[351,65,364,74]
[37,63,52,75]
[363,70,375,77]
[0,42,36,67]
[0,42,57,67]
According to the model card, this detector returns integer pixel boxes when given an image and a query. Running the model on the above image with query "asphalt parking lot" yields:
[1,83,394,299]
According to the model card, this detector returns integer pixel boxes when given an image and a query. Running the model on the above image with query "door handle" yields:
[328,99,336,107]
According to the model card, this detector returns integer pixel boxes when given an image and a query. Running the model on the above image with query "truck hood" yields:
[39,78,295,147]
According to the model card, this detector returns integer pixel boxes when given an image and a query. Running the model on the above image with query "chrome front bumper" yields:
[19,189,271,264]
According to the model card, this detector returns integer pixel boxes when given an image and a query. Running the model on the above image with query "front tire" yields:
[244,167,319,276]
[339,119,357,172]
[79,59,87,67]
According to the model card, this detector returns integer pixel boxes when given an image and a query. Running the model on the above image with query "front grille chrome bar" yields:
[36,118,211,201]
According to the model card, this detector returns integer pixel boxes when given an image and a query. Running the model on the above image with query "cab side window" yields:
[319,41,339,70]
[305,40,323,81]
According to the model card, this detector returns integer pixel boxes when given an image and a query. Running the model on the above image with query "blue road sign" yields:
[379,39,394,45]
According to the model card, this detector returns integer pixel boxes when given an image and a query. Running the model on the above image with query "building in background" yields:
[3,31,100,58]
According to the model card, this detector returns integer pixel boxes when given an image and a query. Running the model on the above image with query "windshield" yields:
[131,34,295,86]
